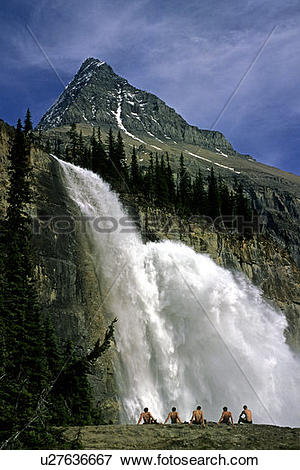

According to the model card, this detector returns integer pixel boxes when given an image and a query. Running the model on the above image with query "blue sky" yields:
[1,0,300,175]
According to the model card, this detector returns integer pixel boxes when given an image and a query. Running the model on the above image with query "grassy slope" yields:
[42,124,300,189]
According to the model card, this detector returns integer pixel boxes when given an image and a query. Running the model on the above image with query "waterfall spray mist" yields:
[57,158,300,427]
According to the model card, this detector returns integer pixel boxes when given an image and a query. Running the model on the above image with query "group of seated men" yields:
[137,405,252,427]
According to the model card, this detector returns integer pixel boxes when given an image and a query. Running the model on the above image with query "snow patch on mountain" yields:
[150,116,160,125]
[185,151,240,174]
[215,147,229,158]
[111,86,146,144]
[151,145,162,151]
[214,162,240,174]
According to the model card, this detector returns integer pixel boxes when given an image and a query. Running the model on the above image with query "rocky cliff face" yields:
[0,122,119,423]
[33,152,120,423]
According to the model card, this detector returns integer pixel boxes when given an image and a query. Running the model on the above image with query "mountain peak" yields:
[37,58,235,155]
[72,57,113,85]
[78,57,106,73]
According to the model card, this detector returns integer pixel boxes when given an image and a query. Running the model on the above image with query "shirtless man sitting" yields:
[164,407,182,424]
[238,405,253,424]
[217,407,234,426]
[137,407,156,424]
[189,405,205,427]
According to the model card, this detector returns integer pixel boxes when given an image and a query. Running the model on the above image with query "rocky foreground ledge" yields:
[63,423,300,450]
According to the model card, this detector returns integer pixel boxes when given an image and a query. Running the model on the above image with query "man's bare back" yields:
[190,406,205,427]
[218,407,234,426]
[137,408,155,424]
[238,405,252,424]
[164,408,182,424]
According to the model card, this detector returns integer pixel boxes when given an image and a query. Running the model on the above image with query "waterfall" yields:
[57,158,300,427]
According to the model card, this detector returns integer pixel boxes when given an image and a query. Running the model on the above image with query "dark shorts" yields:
[220,419,231,425]
[192,419,206,425]
[238,418,252,424]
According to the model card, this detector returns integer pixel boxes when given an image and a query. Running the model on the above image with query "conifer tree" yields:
[0,119,49,446]
[43,314,63,383]
[115,131,126,170]
[0,316,7,385]
[106,127,125,182]
[0,266,8,433]
[143,152,155,201]
[91,128,107,176]
[24,108,33,134]
[114,131,129,189]
[156,155,169,207]
[66,123,78,163]
[130,146,141,192]
[166,153,176,206]
[192,169,207,214]
[90,128,98,171]
[218,175,233,216]
[77,130,85,166]
[234,183,252,220]
[177,153,191,213]
[42,315,70,426]
[207,167,220,219]
[56,341,92,426]
[107,128,116,167]
[154,153,161,203]
[83,146,92,171]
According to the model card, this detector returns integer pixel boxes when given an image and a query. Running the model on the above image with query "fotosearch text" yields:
[32,214,267,236]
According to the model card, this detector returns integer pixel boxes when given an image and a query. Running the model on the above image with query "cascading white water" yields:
[57,157,300,427]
